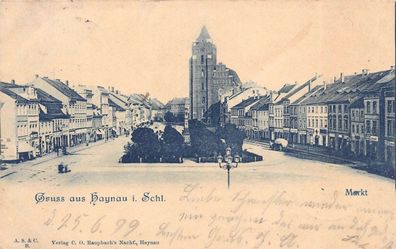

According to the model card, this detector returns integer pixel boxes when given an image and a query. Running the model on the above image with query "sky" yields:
[0,1,394,103]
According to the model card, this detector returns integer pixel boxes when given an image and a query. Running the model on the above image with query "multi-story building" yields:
[75,87,94,141]
[349,97,365,156]
[165,97,188,119]
[31,76,89,147]
[297,85,328,146]
[0,85,39,161]
[36,88,70,155]
[250,96,271,140]
[220,86,267,126]
[230,96,262,134]
[189,26,241,120]
[150,98,165,122]
[129,93,152,127]
[383,85,395,167]
[289,84,323,144]
[270,75,320,140]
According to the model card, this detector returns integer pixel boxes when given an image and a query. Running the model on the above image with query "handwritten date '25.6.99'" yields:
[43,209,140,238]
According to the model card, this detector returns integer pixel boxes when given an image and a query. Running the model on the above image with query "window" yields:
[372,120,377,135]
[344,115,349,131]
[366,120,371,133]
[387,120,394,137]
[333,115,336,129]
[315,119,318,127]
[373,101,377,114]
[325,106,328,113]
[320,119,323,128]
[338,105,342,113]
[329,116,332,129]
[366,102,371,114]
[344,105,348,113]
[338,115,342,130]
[352,124,355,133]
[387,100,394,113]
[201,55,204,64]
[320,106,323,113]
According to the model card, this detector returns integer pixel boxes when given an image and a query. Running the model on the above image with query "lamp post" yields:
[217,147,240,189]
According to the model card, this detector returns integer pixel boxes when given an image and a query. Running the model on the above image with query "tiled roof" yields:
[250,95,272,110]
[0,86,32,103]
[41,77,86,102]
[231,96,262,109]
[150,98,165,109]
[292,85,324,105]
[349,97,365,108]
[109,92,128,111]
[299,70,393,105]
[35,88,62,103]
[278,84,296,93]
[108,98,126,111]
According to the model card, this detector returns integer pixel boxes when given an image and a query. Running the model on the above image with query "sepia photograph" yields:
[0,1,395,248]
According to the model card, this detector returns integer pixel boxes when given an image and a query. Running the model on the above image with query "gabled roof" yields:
[231,96,262,110]
[41,77,86,102]
[109,92,128,111]
[129,93,151,108]
[150,98,165,110]
[298,69,393,105]
[35,88,62,103]
[0,86,32,103]
[250,95,272,110]
[108,98,126,111]
[278,83,296,94]
[292,85,324,105]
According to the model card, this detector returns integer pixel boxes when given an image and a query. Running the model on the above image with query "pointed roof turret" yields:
[196,25,212,42]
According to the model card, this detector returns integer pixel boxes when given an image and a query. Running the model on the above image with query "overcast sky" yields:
[0,1,394,103]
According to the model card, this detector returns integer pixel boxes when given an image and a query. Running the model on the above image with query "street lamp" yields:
[217,147,240,189]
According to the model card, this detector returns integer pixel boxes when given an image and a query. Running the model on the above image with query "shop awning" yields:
[18,142,34,153]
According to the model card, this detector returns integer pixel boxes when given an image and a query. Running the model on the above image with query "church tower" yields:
[189,26,217,120]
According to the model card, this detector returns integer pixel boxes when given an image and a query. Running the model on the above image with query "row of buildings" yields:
[186,27,394,172]
[0,76,164,162]
[217,68,395,168]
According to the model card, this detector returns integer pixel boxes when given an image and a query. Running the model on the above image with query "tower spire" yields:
[196,25,211,42]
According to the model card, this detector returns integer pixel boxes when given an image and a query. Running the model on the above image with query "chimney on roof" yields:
[362,69,369,75]
[111,87,114,92]
[340,73,344,83]
[11,79,15,84]
[65,80,69,86]
[115,90,119,94]
[323,81,327,90]
[390,65,394,71]
[56,79,60,81]
[333,76,336,83]
[35,74,39,79]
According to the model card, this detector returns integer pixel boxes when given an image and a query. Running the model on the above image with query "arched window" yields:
[366,101,371,114]
[343,115,349,131]
[372,101,377,114]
